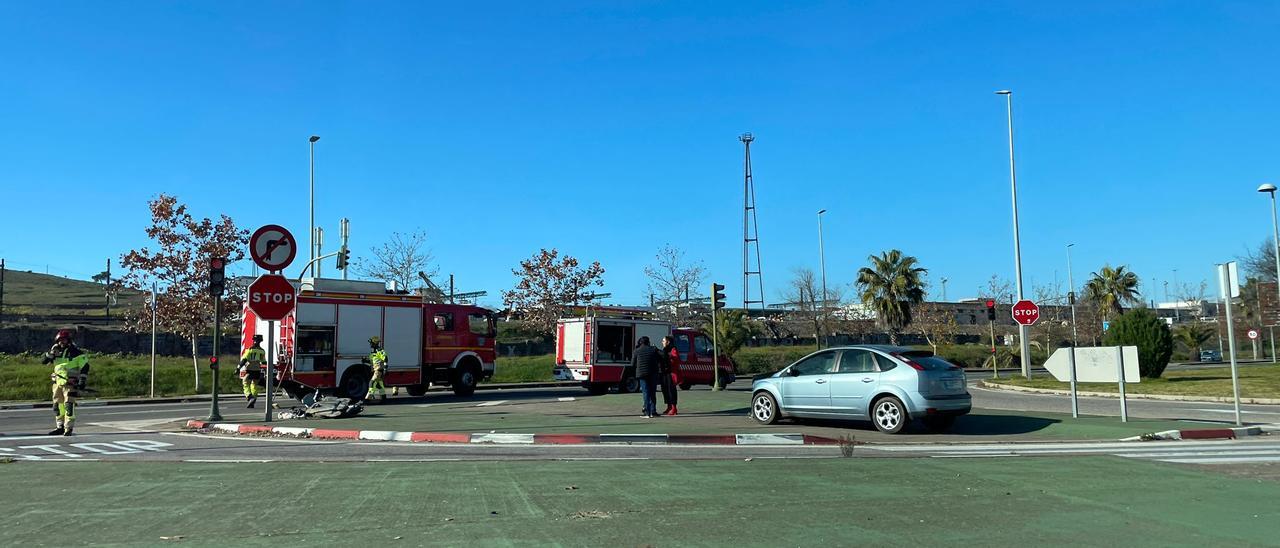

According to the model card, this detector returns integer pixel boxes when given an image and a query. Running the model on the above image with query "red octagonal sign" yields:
[1012,299,1040,326]
[248,274,296,321]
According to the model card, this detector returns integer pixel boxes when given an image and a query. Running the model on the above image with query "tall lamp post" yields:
[308,135,320,265]
[1066,243,1079,418]
[1258,183,1280,362]
[817,209,829,348]
[996,89,1032,377]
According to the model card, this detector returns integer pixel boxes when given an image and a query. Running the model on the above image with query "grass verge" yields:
[985,364,1280,399]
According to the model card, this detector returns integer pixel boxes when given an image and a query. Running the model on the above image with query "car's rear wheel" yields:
[922,415,956,432]
[751,392,779,425]
[871,396,908,434]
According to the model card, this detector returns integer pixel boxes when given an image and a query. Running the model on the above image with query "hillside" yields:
[2,270,145,319]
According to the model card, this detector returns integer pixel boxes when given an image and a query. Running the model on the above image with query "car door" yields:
[827,349,881,416]
[780,350,838,413]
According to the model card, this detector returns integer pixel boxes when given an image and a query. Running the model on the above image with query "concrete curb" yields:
[979,380,1280,405]
[185,420,840,446]
[0,381,582,410]
[1120,425,1267,442]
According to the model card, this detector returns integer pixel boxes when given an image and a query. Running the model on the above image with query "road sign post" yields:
[248,274,297,423]
[1011,300,1040,378]
[1115,346,1128,422]
[1218,262,1243,426]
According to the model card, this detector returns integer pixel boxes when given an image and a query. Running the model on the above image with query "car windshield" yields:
[896,351,958,371]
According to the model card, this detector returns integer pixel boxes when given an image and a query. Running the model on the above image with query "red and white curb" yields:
[185,420,839,446]
[1122,425,1266,442]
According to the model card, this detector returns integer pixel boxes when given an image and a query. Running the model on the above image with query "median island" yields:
[983,364,1280,401]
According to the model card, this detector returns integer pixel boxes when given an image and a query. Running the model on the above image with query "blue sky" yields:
[2,1,1278,309]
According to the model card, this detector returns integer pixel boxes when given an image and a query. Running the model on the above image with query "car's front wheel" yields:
[751,392,779,425]
[871,396,908,434]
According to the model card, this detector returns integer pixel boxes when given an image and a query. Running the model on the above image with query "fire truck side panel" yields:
[383,306,424,386]
[559,320,586,364]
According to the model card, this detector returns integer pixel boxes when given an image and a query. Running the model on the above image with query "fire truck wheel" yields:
[618,374,639,394]
[585,383,610,396]
[452,365,478,397]
[339,368,371,400]
[405,384,428,397]
[678,383,692,391]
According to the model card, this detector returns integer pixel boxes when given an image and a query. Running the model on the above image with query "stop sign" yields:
[247,274,296,321]
[1011,299,1040,326]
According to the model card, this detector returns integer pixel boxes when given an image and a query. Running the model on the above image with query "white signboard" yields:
[1218,262,1240,299]
[1044,346,1141,383]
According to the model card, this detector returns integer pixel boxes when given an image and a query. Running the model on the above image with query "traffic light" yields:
[336,245,350,271]
[711,283,726,310]
[985,299,996,321]
[208,257,226,296]
[209,356,219,370]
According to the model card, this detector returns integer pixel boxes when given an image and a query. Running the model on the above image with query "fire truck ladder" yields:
[741,132,766,312]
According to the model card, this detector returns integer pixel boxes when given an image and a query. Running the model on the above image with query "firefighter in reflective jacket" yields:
[239,335,267,408]
[365,336,388,403]
[42,330,90,436]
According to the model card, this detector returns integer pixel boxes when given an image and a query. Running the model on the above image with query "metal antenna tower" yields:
[740,132,765,311]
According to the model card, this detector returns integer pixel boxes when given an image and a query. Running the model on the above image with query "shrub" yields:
[1103,308,1174,378]
[732,346,818,376]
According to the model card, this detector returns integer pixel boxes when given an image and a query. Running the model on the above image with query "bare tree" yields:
[643,244,705,321]
[780,267,823,344]
[913,301,957,353]
[1032,282,1067,359]
[355,230,437,292]
[502,249,606,335]
[1241,238,1277,282]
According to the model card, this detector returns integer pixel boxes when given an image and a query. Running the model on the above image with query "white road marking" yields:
[1190,408,1280,416]
[1155,455,1280,464]
[558,397,576,402]
[475,400,508,407]
[471,433,534,444]
[185,459,275,463]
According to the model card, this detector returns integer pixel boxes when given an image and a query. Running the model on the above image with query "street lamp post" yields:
[308,135,320,265]
[996,89,1032,378]
[1258,183,1280,363]
[817,209,828,348]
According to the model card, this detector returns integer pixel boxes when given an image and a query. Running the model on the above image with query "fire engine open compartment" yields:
[554,310,737,394]
[243,277,497,401]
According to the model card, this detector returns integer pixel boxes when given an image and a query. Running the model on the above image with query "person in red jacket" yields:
[660,335,681,416]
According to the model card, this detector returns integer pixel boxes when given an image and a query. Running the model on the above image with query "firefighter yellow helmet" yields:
[368,336,381,347]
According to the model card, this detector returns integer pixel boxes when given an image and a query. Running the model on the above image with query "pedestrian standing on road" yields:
[660,335,681,416]
[365,337,389,403]
[238,335,267,408]
[42,330,90,436]
[631,336,662,418]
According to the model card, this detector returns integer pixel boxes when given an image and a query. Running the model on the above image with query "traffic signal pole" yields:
[207,257,226,422]
[711,283,726,391]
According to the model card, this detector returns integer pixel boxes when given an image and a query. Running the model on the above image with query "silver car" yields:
[749,345,971,434]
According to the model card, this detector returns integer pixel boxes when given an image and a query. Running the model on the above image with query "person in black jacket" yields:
[631,336,662,418]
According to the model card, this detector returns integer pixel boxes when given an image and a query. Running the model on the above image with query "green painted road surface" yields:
[231,390,1213,443]
[4,458,1276,546]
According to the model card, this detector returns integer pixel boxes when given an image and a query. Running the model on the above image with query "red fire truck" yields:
[552,307,736,394]
[242,278,497,400]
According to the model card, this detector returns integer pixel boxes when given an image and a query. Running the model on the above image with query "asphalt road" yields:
[1,381,1276,464]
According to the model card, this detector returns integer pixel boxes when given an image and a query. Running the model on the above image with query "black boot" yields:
[48,427,64,436]
[247,395,257,408]
[62,427,73,436]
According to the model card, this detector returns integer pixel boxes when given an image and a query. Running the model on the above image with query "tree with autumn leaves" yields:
[502,249,605,334]
[113,195,248,389]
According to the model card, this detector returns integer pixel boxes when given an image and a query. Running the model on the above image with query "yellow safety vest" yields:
[52,355,90,386]
[241,347,266,366]
[370,349,387,370]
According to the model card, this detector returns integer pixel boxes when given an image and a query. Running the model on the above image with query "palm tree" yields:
[1173,323,1214,358]
[855,249,927,345]
[1083,264,1141,319]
